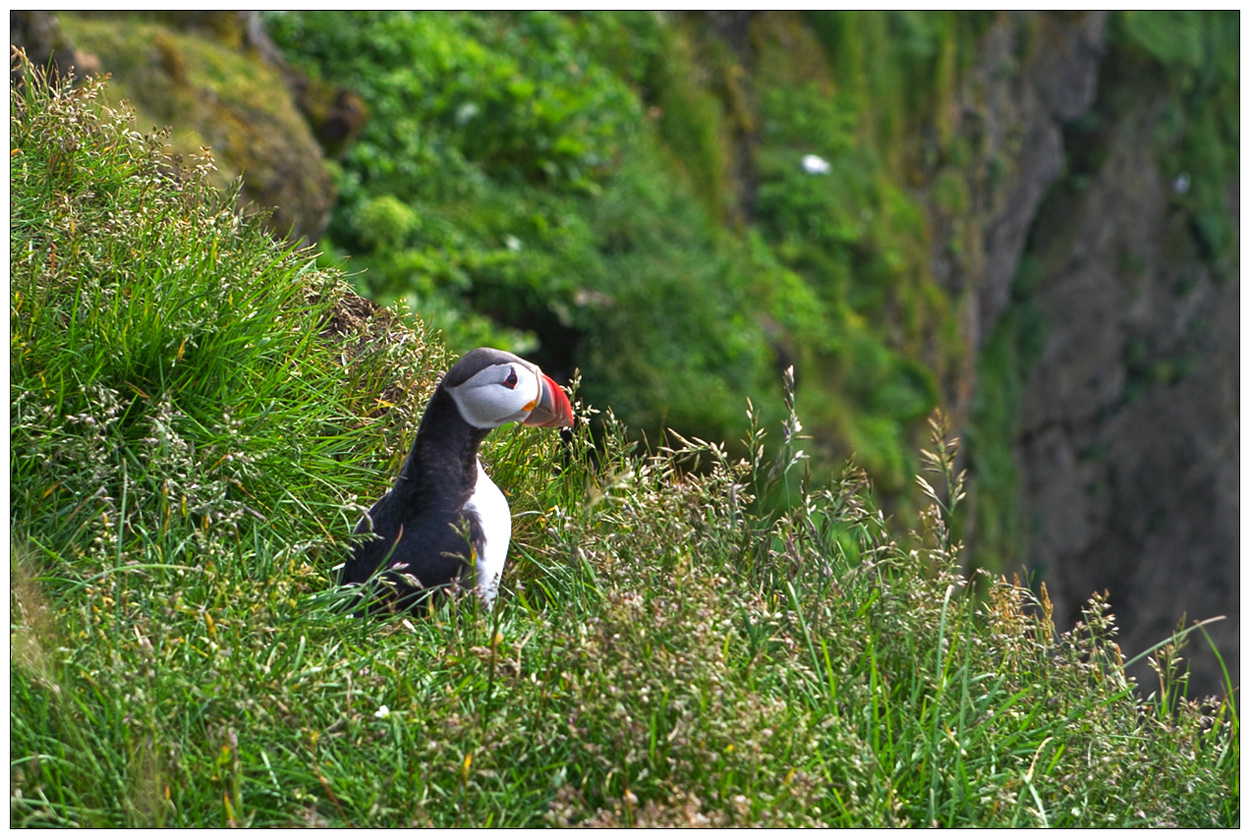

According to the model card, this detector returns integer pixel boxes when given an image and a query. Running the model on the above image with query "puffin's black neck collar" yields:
[397,386,491,502]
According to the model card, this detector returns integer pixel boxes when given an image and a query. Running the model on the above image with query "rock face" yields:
[1017,78,1239,698]
[968,13,1108,348]
[10,9,94,82]
[927,11,1237,697]
[927,13,1108,427]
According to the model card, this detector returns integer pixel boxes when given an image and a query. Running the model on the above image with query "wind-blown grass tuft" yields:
[10,55,1238,828]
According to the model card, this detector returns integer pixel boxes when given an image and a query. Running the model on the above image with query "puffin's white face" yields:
[442,348,574,430]
[447,359,546,429]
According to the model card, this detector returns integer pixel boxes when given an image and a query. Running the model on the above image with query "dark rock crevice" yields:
[1014,54,1238,696]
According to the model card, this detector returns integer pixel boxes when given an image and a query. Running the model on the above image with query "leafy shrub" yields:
[264,11,809,448]
[263,11,957,485]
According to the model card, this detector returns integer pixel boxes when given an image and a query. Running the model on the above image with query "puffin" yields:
[341,347,574,610]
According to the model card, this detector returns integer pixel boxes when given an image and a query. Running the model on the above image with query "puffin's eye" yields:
[502,368,518,389]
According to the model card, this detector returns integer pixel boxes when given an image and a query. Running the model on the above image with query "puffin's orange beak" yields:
[522,373,574,428]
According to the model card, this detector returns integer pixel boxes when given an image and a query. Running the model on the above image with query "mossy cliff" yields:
[14,11,340,242]
[12,10,1237,696]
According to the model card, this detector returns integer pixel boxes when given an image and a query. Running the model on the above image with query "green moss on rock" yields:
[57,12,335,242]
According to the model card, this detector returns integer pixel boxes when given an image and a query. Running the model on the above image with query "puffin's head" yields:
[442,348,574,430]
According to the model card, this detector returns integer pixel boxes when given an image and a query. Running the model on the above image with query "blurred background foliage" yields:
[261,10,965,495]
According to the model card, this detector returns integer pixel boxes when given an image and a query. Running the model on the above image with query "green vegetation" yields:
[964,287,1047,574]
[261,11,783,446]
[11,58,1238,828]
[262,11,956,491]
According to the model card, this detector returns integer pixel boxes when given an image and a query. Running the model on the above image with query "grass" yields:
[10,56,1239,828]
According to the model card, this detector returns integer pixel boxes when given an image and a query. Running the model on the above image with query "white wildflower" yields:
[802,154,831,175]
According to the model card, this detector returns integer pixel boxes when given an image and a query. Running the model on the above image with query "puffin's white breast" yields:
[463,457,511,607]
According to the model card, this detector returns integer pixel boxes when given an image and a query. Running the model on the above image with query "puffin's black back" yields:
[341,366,494,609]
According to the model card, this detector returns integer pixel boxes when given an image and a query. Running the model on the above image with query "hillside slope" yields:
[9,55,1238,828]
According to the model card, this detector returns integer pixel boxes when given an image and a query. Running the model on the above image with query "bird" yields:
[341,347,574,611]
